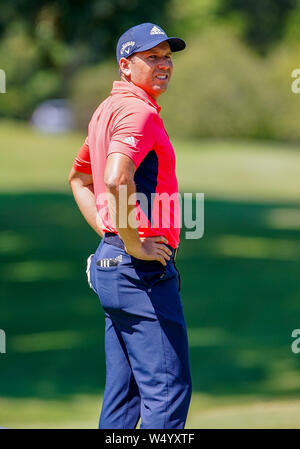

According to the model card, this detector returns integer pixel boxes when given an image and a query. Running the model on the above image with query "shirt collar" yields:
[110,81,161,113]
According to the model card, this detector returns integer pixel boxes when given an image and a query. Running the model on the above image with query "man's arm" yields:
[104,153,172,266]
[68,167,104,238]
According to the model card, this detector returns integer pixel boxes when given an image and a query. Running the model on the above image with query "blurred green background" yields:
[1,0,300,428]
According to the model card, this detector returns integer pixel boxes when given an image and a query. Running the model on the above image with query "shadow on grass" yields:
[1,192,300,400]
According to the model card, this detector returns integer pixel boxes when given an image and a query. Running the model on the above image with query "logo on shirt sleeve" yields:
[123,136,136,147]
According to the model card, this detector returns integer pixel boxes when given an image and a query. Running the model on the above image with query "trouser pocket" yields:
[126,258,177,292]
[95,264,119,309]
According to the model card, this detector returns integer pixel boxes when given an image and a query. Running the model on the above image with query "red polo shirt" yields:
[73,81,180,248]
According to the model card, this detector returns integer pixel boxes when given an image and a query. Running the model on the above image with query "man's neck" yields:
[120,77,159,102]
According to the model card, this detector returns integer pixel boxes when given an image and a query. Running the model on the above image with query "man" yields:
[68,22,192,429]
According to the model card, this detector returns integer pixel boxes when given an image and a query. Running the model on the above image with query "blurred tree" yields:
[168,0,223,38]
[0,0,171,65]
[1,0,300,127]
[282,0,300,42]
[160,26,280,140]
[218,0,297,53]
[0,0,171,119]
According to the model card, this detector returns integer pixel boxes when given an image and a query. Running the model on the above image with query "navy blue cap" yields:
[116,23,186,64]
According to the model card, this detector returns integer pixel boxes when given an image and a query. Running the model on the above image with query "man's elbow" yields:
[68,168,76,187]
[68,168,94,189]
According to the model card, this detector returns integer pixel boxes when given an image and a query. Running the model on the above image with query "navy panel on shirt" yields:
[134,150,158,226]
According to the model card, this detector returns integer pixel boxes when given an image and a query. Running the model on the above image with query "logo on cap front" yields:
[120,41,136,55]
[150,26,165,35]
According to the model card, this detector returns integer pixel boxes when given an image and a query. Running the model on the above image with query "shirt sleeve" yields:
[73,137,92,174]
[108,108,156,168]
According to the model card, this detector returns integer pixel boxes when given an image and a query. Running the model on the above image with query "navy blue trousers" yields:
[88,238,192,429]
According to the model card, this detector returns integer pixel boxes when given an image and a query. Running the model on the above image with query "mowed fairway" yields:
[1,120,300,428]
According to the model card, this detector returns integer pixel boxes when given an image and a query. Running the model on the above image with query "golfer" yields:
[68,22,192,429]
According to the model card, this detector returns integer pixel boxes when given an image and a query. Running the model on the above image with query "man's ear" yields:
[119,57,131,78]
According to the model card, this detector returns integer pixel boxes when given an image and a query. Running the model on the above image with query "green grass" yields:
[1,120,300,201]
[2,394,300,429]
[1,120,300,428]
[176,139,300,202]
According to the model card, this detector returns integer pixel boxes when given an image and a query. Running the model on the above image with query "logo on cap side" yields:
[120,41,136,55]
[150,26,165,35]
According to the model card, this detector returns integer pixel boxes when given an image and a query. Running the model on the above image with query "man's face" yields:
[120,41,173,100]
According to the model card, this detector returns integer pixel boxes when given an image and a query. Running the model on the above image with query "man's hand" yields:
[125,235,172,266]
[104,153,172,266]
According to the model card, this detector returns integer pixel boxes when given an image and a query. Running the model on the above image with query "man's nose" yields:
[157,58,171,70]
